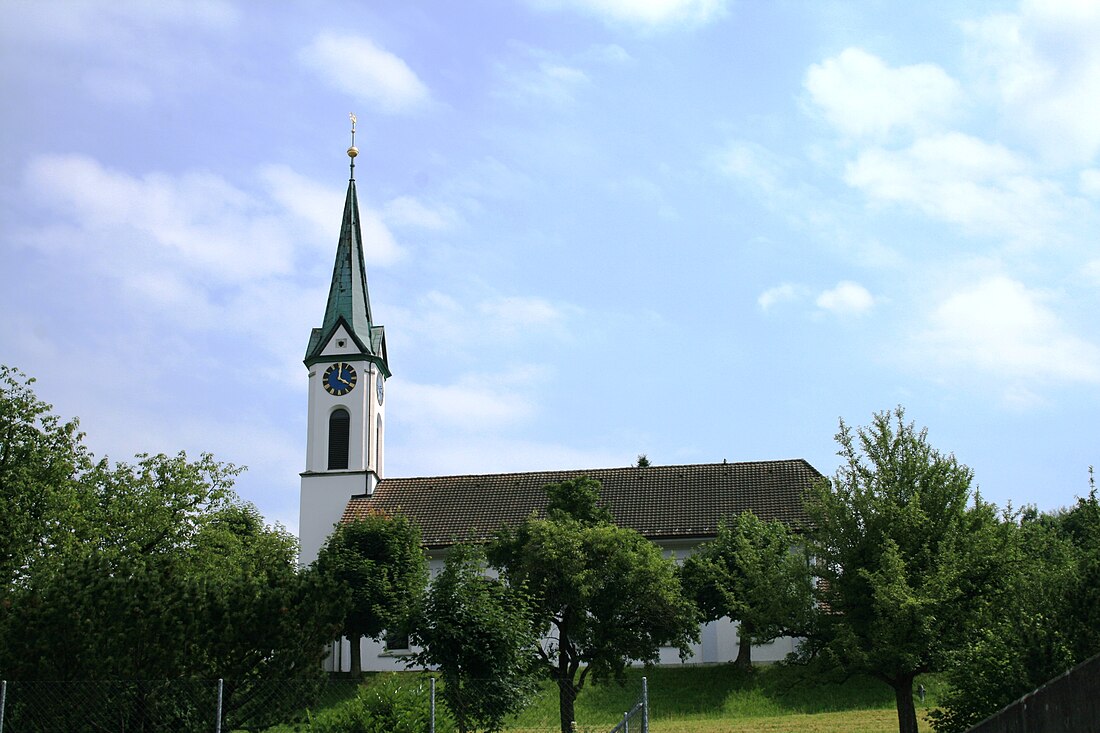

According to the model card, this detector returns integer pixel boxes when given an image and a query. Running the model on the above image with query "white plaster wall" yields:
[299,472,369,566]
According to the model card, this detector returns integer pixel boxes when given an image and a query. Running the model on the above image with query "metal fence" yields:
[0,677,361,733]
[966,652,1100,733]
[0,676,644,733]
[606,677,647,733]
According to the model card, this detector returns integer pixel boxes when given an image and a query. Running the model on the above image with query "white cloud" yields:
[499,58,591,107]
[262,164,402,265]
[3,0,237,46]
[19,155,398,381]
[298,33,429,114]
[964,1,1100,165]
[916,276,1100,384]
[384,196,460,231]
[395,370,541,430]
[1081,169,1100,198]
[716,140,785,193]
[392,291,578,353]
[844,133,1068,240]
[757,283,804,310]
[531,0,728,28]
[816,281,875,316]
[804,48,962,140]
[25,154,295,282]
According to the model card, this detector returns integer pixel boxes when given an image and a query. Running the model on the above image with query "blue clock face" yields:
[322,362,357,396]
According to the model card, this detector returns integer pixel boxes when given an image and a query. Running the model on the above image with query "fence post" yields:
[641,676,648,733]
[215,678,223,733]
[1,679,7,733]
[430,676,436,733]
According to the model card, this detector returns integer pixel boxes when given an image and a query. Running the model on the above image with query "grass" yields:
[506,664,944,731]
[260,664,945,732]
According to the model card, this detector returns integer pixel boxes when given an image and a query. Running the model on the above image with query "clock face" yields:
[322,362,357,396]
[376,373,385,405]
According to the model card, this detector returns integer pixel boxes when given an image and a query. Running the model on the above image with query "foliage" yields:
[314,512,429,674]
[804,407,1009,733]
[489,477,698,733]
[930,476,1100,732]
[635,454,651,468]
[0,366,342,731]
[306,674,447,733]
[0,365,90,586]
[680,511,812,667]
[412,543,539,733]
[544,475,612,525]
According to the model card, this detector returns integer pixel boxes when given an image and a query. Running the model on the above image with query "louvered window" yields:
[328,409,350,470]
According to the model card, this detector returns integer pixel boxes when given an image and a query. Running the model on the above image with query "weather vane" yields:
[347,113,359,178]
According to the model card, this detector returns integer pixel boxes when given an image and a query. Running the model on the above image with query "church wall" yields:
[299,472,370,566]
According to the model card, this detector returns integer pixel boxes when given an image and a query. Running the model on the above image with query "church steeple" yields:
[299,117,390,566]
[303,116,388,373]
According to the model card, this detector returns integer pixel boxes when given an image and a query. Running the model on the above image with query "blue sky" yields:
[3,0,1098,535]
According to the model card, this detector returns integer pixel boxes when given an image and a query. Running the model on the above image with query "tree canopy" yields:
[488,477,698,733]
[0,365,342,731]
[314,511,428,674]
[805,407,1009,733]
[412,543,538,733]
[679,511,811,668]
[930,477,1100,732]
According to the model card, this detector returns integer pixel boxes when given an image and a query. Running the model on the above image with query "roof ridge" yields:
[377,458,818,484]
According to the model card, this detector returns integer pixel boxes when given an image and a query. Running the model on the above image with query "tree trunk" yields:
[556,676,577,733]
[349,633,362,675]
[733,625,752,669]
[891,675,919,733]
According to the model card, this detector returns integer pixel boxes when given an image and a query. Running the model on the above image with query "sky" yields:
[2,0,1098,536]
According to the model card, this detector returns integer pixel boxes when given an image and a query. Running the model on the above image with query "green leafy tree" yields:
[412,544,538,733]
[314,512,429,674]
[805,407,1008,733]
[0,368,342,731]
[680,511,812,668]
[0,365,89,586]
[931,474,1100,732]
[489,477,698,733]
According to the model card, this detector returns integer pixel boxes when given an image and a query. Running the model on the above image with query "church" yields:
[298,141,822,672]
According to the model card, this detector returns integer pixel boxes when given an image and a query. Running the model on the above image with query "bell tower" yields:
[299,116,390,565]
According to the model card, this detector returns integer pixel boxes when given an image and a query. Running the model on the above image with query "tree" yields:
[679,511,811,668]
[930,474,1100,732]
[0,368,343,730]
[0,365,89,586]
[412,544,538,733]
[804,407,1008,733]
[314,511,429,674]
[489,477,698,733]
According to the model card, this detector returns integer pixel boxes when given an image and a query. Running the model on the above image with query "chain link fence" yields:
[0,678,359,733]
[0,675,648,733]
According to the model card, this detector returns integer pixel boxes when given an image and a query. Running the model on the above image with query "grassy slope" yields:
[272,665,944,732]
[506,664,942,732]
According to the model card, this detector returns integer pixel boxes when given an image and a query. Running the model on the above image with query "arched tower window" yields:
[375,414,383,473]
[328,408,350,470]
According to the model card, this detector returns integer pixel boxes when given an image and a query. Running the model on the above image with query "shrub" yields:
[307,674,451,733]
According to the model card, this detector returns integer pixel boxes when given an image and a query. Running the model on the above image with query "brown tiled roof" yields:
[341,459,822,549]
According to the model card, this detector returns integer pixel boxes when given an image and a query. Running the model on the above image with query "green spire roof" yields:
[304,175,388,372]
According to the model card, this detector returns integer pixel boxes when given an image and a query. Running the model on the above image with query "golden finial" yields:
[347,113,359,159]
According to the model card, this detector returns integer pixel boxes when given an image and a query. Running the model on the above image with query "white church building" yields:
[299,144,822,672]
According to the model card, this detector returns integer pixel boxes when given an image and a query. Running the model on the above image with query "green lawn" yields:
[506,665,943,732]
[261,664,944,732]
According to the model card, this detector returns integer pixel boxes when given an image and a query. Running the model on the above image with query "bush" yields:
[306,674,451,733]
